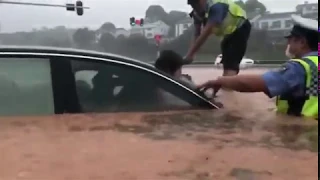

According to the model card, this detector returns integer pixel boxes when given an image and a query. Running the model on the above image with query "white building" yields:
[253,12,296,31]
[114,28,130,38]
[296,1,318,19]
[129,20,170,39]
[253,1,318,31]
[174,18,193,37]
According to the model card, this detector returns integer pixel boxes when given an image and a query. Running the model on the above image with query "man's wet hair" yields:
[155,50,184,75]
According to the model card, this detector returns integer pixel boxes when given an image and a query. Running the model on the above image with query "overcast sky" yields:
[0,0,317,32]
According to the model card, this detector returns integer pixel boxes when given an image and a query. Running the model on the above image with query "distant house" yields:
[174,18,193,37]
[129,20,170,39]
[253,12,296,31]
[296,1,318,19]
[114,28,130,38]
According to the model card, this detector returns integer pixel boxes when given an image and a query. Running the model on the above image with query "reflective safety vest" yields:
[205,0,247,36]
[276,56,318,119]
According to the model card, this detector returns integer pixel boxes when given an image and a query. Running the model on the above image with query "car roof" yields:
[0,45,156,69]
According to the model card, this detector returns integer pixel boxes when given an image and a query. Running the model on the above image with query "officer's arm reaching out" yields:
[185,3,228,63]
[197,62,306,98]
[189,16,202,51]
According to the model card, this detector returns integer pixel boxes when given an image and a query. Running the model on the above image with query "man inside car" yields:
[155,50,223,108]
[155,50,196,88]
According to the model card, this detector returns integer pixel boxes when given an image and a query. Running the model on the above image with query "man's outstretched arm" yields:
[197,62,306,98]
[185,3,228,59]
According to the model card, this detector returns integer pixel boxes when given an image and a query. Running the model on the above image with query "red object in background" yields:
[154,35,162,46]
[154,35,162,41]
[135,20,141,25]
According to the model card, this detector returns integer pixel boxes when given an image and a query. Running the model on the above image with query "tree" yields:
[162,26,193,55]
[120,34,157,61]
[245,0,267,14]
[98,33,116,53]
[73,28,96,48]
[145,5,167,22]
[145,5,189,38]
[99,22,116,34]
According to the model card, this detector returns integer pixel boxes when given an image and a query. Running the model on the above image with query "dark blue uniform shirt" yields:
[193,3,228,35]
[262,51,318,98]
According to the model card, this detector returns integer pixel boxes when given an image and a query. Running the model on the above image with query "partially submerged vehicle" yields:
[215,54,255,68]
[0,46,220,117]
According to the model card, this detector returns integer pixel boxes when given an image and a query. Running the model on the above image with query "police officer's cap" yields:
[285,15,318,39]
[187,0,198,5]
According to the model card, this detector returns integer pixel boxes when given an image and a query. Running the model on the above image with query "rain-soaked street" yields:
[0,67,317,180]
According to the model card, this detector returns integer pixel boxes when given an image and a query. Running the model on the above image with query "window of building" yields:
[285,20,293,28]
[146,33,153,38]
[305,5,312,10]
[0,58,54,116]
[260,22,269,29]
[270,21,281,29]
[183,24,189,29]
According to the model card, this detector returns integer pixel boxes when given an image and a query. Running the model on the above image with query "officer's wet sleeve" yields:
[261,62,306,98]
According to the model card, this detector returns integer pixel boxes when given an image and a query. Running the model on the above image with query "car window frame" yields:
[64,56,218,111]
[0,51,219,112]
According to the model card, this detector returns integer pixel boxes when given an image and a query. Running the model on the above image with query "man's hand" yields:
[183,55,194,64]
[197,79,222,95]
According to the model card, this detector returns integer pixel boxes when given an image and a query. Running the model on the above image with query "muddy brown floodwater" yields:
[0,67,318,180]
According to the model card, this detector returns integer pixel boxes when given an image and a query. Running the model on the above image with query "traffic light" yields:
[66,3,75,11]
[140,18,144,26]
[76,0,83,16]
[66,0,84,16]
[130,17,135,26]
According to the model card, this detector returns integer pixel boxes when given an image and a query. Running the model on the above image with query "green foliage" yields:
[73,27,96,49]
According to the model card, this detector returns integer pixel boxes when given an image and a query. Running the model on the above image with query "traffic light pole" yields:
[0,0,89,9]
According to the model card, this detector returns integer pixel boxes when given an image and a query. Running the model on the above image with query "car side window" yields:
[71,59,205,112]
[0,58,55,116]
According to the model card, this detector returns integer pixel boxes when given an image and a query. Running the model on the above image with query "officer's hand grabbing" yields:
[197,79,222,96]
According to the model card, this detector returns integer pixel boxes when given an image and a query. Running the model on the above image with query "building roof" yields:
[296,2,318,10]
[257,12,296,20]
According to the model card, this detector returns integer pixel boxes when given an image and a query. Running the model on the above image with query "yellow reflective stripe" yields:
[291,59,311,87]
[276,99,289,113]
[206,0,246,36]
[301,96,318,119]
[276,56,318,119]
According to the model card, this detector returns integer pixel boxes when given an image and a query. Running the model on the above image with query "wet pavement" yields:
[0,67,317,180]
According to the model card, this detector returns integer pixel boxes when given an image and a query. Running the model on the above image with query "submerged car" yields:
[0,46,219,117]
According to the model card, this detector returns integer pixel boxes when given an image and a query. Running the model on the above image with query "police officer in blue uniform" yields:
[197,15,318,119]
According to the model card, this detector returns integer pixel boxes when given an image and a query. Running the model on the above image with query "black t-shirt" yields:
[190,10,206,36]
[190,10,206,25]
